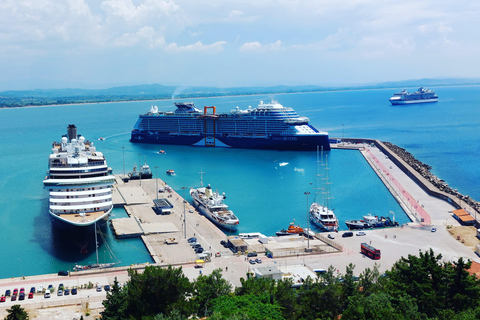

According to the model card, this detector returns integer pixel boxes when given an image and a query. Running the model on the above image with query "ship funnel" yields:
[205,184,213,198]
[67,124,78,142]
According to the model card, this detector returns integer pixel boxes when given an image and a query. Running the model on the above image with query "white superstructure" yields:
[43,125,115,228]
[190,184,239,231]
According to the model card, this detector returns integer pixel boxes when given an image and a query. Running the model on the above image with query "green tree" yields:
[5,304,29,320]
[209,293,284,320]
[124,265,193,319]
[101,277,128,320]
[191,269,232,318]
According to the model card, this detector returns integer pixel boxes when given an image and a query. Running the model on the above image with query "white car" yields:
[356,231,366,236]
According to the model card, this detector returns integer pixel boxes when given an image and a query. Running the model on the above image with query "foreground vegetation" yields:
[5,249,480,319]
[100,249,480,320]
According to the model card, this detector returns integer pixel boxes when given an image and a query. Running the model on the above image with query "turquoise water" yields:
[1,85,479,278]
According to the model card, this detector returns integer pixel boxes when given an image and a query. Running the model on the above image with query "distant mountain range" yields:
[1,78,479,108]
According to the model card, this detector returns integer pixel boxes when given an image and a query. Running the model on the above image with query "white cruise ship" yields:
[43,125,115,229]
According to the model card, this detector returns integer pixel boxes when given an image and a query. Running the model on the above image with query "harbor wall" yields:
[336,137,478,222]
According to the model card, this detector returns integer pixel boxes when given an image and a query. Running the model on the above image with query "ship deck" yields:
[57,210,108,224]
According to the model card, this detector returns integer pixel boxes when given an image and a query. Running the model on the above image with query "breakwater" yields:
[337,137,480,219]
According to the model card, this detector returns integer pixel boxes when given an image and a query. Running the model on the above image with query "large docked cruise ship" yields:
[43,125,115,229]
[389,87,438,105]
[130,100,330,151]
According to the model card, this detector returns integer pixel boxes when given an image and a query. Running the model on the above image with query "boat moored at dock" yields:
[190,182,239,231]
[43,125,115,229]
[389,87,438,105]
[128,162,153,180]
[345,213,399,230]
[130,100,330,151]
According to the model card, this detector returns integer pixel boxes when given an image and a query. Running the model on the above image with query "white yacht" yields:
[190,182,239,231]
[43,125,115,229]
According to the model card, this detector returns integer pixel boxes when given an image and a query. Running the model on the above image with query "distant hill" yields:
[1,78,479,108]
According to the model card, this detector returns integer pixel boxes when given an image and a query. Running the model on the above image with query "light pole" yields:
[181,186,188,238]
[122,147,125,178]
[138,153,142,186]
[304,191,311,249]
[155,166,159,200]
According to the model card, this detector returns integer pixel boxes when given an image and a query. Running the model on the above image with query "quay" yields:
[2,139,480,319]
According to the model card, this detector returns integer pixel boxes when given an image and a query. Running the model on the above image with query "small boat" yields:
[128,162,153,180]
[159,150,166,154]
[166,169,175,176]
[345,213,399,230]
[276,221,304,236]
[98,137,105,141]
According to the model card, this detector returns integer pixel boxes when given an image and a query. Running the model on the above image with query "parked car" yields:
[255,258,262,264]
[96,286,102,292]
[195,247,204,254]
[104,285,111,292]
[64,289,70,295]
[58,270,69,276]
[431,227,437,232]
[19,293,25,300]
[13,288,18,296]
[5,290,10,297]
[0,296,6,302]
[57,290,63,296]
[28,292,33,299]
[20,288,25,294]
[191,243,202,249]
[247,252,257,257]
[71,288,77,295]
[44,292,50,299]
[342,232,353,238]
[11,294,17,301]
[37,285,43,294]
[187,237,197,243]
[30,287,35,293]
[356,231,366,236]
[249,259,256,264]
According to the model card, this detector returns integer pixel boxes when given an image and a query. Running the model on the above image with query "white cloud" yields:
[165,41,227,53]
[240,40,283,52]
[100,0,180,23]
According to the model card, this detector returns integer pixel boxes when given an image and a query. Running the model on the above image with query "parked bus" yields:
[361,243,381,260]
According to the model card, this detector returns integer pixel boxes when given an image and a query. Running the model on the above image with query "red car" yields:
[11,294,17,301]
[13,288,18,295]
[0,296,6,302]
[20,288,25,294]
[28,292,33,299]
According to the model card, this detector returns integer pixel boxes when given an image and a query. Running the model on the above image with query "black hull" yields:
[130,132,330,151]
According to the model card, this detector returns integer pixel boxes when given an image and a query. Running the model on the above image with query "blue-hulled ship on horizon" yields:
[130,100,330,151]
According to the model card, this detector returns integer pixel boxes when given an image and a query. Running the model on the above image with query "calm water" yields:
[1,85,479,278]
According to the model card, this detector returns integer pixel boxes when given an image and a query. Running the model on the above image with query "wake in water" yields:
[97,131,131,140]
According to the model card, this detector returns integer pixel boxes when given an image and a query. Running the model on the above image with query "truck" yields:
[361,243,381,260]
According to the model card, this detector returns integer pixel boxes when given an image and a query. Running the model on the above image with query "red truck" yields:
[361,243,381,260]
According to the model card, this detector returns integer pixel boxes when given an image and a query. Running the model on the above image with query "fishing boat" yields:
[309,148,338,231]
[128,162,153,180]
[345,212,399,230]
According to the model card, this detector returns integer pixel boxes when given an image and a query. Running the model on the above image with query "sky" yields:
[0,0,479,90]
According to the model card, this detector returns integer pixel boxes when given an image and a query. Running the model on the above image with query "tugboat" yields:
[128,162,153,180]
[276,221,304,236]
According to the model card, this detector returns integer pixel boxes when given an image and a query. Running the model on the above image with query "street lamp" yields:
[154,166,159,200]
[138,153,142,186]
[304,191,311,249]
[122,147,125,178]
[181,186,188,238]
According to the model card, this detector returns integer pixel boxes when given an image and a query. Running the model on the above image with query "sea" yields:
[1,84,479,278]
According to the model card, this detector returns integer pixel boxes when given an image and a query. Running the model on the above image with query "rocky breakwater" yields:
[383,142,480,216]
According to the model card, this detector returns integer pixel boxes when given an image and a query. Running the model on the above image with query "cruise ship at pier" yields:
[389,87,438,105]
[43,125,115,229]
[130,100,330,151]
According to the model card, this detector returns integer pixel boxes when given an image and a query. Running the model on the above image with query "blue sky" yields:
[0,0,478,90]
